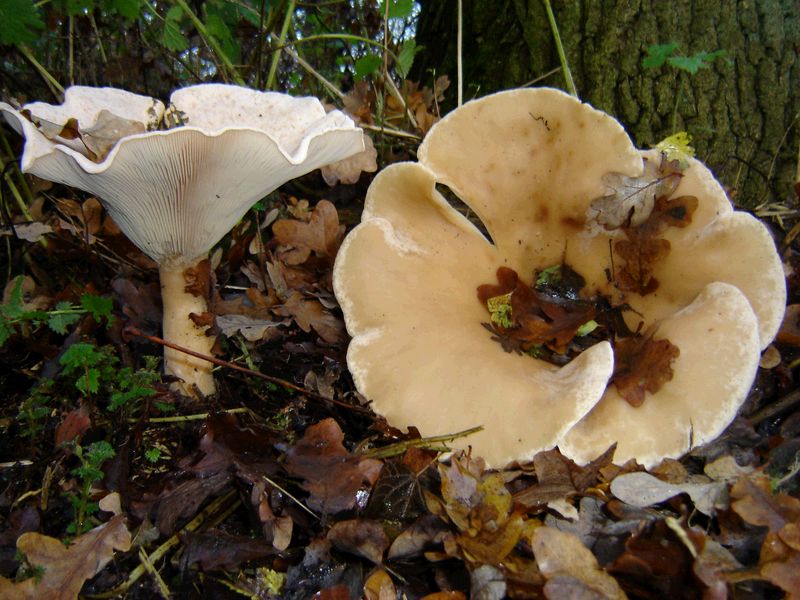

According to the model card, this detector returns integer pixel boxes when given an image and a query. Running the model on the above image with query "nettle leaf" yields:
[379,0,414,19]
[161,5,190,52]
[1,277,26,320]
[355,54,382,80]
[81,293,113,323]
[0,0,44,45]
[396,39,421,79]
[642,42,679,69]
[48,302,81,334]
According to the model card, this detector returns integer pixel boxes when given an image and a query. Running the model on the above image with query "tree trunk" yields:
[413,0,800,209]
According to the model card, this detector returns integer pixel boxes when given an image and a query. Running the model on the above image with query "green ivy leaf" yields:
[0,0,44,45]
[47,302,81,334]
[80,293,113,323]
[642,42,678,69]
[396,39,421,79]
[379,0,414,19]
[355,54,382,80]
[161,5,190,52]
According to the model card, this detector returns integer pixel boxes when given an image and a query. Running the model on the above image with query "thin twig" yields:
[89,490,238,598]
[123,326,368,411]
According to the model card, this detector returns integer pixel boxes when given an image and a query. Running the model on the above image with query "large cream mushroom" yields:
[333,88,785,468]
[2,84,365,397]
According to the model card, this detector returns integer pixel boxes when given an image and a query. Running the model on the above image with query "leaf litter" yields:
[0,119,798,600]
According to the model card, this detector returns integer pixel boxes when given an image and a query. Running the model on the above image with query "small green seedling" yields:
[643,43,730,132]
[0,276,113,347]
[643,42,729,75]
[66,440,116,535]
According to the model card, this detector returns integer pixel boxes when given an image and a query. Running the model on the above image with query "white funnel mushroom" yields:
[2,84,365,397]
[333,88,785,468]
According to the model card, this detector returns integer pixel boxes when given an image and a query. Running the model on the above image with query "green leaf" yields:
[0,0,44,45]
[109,0,140,20]
[396,39,421,79]
[64,0,97,16]
[355,54,382,80]
[75,368,100,394]
[205,12,241,64]
[379,0,414,19]
[487,293,513,329]
[47,302,81,334]
[161,5,190,52]
[576,320,598,337]
[642,42,678,69]
[0,319,14,347]
[1,276,26,320]
[80,294,113,322]
[667,49,728,75]
[536,264,562,287]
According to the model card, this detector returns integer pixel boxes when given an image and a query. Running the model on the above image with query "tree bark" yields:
[414,0,800,208]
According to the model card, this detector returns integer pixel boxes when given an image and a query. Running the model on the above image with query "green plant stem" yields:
[0,129,34,204]
[284,34,400,64]
[284,46,345,100]
[362,425,484,459]
[542,0,577,97]
[16,45,64,100]
[3,173,34,222]
[266,0,295,90]
[173,0,245,86]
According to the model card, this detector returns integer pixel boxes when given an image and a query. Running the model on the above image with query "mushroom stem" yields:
[159,262,216,397]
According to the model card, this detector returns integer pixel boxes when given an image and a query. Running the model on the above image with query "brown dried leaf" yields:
[607,520,698,599]
[321,135,377,186]
[363,569,396,600]
[285,419,383,514]
[181,530,274,571]
[0,515,130,600]
[278,291,345,344]
[273,200,344,263]
[327,519,389,564]
[612,332,679,407]
[532,527,626,600]
[80,110,145,161]
[730,473,800,532]
[613,234,670,296]
[54,405,91,447]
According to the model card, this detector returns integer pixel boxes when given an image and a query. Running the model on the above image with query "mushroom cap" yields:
[1,84,365,265]
[559,281,761,467]
[333,87,785,468]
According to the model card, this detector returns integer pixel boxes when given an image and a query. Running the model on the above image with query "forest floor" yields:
[1,161,799,600]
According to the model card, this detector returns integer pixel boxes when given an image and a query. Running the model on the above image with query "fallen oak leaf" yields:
[612,332,679,407]
[327,519,389,565]
[531,526,627,600]
[285,418,383,514]
[276,290,345,344]
[321,135,377,186]
[272,199,344,264]
[0,515,131,600]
